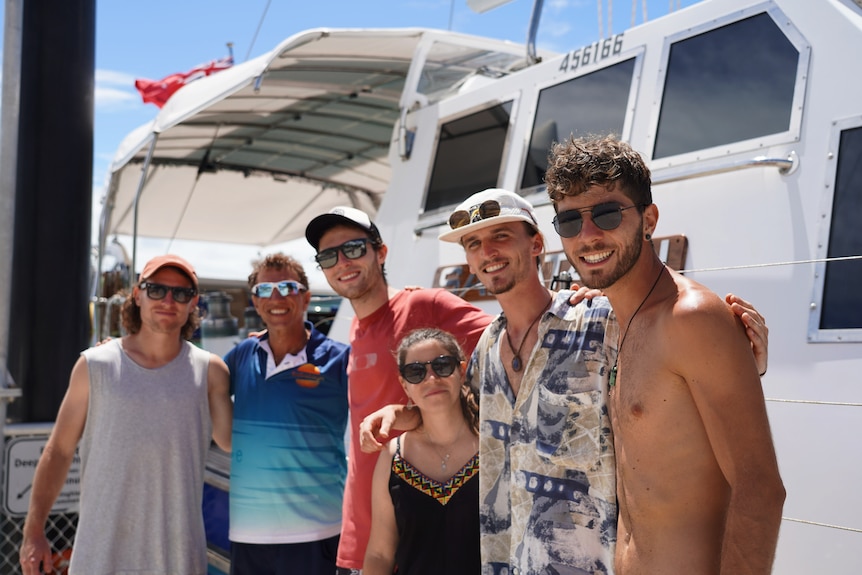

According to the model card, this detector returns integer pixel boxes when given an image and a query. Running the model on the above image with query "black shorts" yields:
[230,536,340,575]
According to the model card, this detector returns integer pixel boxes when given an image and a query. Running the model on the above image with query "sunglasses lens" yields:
[254,283,274,297]
[478,200,501,220]
[553,211,584,238]
[592,204,624,231]
[315,249,339,269]
[401,364,427,384]
[342,241,367,260]
[448,210,470,230]
[431,356,457,378]
[147,284,167,300]
[172,288,193,303]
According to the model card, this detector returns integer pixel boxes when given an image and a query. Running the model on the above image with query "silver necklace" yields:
[609,263,666,389]
[425,425,465,472]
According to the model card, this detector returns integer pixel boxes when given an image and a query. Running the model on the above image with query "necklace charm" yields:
[505,296,552,375]
[609,364,618,388]
[440,454,450,471]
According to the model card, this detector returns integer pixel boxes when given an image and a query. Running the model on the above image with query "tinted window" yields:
[820,126,862,330]
[654,12,798,159]
[424,102,512,212]
[522,59,635,189]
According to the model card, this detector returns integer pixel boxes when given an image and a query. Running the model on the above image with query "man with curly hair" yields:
[545,135,783,574]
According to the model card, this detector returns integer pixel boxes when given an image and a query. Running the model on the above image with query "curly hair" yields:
[545,134,652,209]
[248,252,310,290]
[396,328,479,435]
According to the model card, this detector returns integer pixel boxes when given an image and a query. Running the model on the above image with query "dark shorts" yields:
[230,536,340,575]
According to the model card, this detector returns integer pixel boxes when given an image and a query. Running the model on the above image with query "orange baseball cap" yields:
[138,254,198,289]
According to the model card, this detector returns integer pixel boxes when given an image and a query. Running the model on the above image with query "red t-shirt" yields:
[336,288,491,569]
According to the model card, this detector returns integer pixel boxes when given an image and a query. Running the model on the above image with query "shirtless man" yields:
[545,135,785,574]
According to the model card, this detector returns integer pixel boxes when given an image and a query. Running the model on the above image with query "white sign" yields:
[4,436,81,517]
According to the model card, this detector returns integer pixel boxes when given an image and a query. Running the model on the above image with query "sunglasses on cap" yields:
[553,202,642,238]
[139,282,197,304]
[315,238,369,270]
[448,200,502,230]
[251,280,307,298]
[399,355,460,384]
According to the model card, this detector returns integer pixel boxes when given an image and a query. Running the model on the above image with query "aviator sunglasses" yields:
[315,238,369,270]
[553,202,642,238]
[448,199,502,229]
[251,280,308,298]
[139,282,197,304]
[399,355,460,384]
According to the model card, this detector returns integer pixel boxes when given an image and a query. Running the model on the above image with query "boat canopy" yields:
[99,28,528,252]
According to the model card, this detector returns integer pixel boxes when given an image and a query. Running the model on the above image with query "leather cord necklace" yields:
[505,295,552,372]
[609,263,666,389]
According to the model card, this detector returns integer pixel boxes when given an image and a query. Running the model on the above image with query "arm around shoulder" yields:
[359,403,420,453]
[208,354,233,452]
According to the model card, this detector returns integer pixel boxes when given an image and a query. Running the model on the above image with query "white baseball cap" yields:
[438,188,539,243]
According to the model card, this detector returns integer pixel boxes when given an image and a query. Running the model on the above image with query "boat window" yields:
[814,125,862,336]
[521,58,636,190]
[418,43,522,104]
[424,101,513,212]
[653,12,799,160]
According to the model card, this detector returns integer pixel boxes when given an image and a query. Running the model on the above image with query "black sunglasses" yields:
[448,200,502,230]
[553,202,641,238]
[399,355,460,384]
[139,282,197,304]
[251,280,307,298]
[315,238,369,270]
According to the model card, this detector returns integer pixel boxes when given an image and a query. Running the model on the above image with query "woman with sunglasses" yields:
[363,328,479,575]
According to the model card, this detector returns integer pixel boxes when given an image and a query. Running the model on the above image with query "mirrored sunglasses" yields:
[399,355,460,384]
[448,199,502,230]
[314,238,369,270]
[553,202,641,238]
[251,280,308,298]
[139,282,197,304]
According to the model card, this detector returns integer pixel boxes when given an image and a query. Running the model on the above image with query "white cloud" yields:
[95,86,137,108]
[95,69,137,86]
[95,69,139,109]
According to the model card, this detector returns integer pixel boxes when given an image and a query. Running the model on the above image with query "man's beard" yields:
[569,227,643,290]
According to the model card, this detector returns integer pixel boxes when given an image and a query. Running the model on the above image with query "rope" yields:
[766,398,862,407]
[680,254,862,275]
[245,0,272,62]
[782,517,862,534]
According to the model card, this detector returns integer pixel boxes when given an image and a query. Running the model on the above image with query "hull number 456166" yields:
[559,33,624,73]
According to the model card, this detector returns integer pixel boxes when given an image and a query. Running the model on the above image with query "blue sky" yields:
[7,0,700,283]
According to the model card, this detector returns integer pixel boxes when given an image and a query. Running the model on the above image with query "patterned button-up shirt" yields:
[470,292,619,575]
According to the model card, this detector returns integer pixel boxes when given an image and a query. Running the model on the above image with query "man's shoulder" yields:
[671,277,730,323]
[82,338,122,362]
[223,336,261,364]
[311,328,350,355]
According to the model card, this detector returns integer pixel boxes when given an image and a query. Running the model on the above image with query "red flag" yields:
[134,55,234,108]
